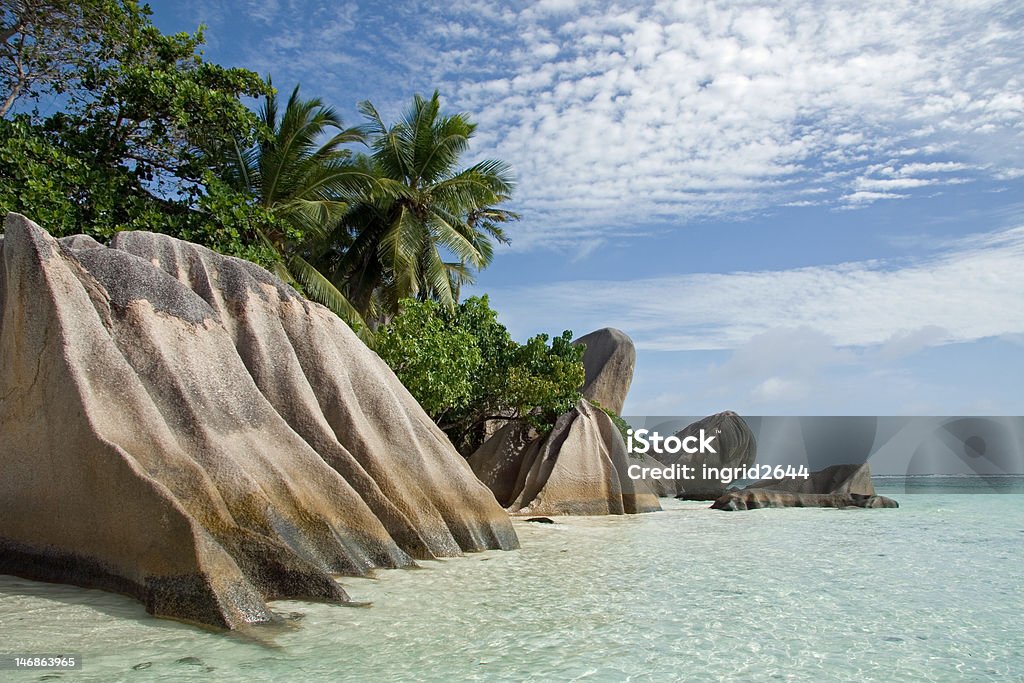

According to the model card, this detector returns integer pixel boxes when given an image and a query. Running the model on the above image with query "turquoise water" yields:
[2,479,1023,682]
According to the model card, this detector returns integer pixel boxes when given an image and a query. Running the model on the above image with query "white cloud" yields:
[995,168,1024,180]
[751,376,808,403]
[890,161,972,176]
[481,226,1024,352]
[854,177,938,191]
[432,0,1024,247]
[218,0,1024,250]
[840,190,910,205]
[876,325,950,361]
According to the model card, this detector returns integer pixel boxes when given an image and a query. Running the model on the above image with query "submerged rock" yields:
[572,328,635,415]
[711,490,899,510]
[745,463,876,496]
[0,215,517,630]
[469,399,661,516]
[713,463,898,510]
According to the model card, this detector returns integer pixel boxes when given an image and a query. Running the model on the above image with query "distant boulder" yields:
[644,411,756,499]
[711,490,899,510]
[0,215,518,630]
[745,463,876,496]
[572,328,636,415]
[469,399,661,516]
[712,463,898,510]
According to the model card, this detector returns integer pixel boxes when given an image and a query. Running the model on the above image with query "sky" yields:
[150,0,1024,416]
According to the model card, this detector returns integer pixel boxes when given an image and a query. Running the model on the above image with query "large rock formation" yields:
[469,326,659,515]
[0,215,518,630]
[572,328,635,415]
[711,463,898,510]
[642,412,756,499]
[469,400,661,515]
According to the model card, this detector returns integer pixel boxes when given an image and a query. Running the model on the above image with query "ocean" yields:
[2,476,1022,682]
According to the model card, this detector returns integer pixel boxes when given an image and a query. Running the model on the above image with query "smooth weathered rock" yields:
[711,490,899,510]
[745,463,876,496]
[0,215,517,630]
[713,463,897,510]
[470,399,661,516]
[59,234,105,251]
[468,419,539,507]
[648,412,757,498]
[631,451,680,498]
[572,328,635,415]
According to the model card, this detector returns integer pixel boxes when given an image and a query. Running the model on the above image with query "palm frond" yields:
[287,254,371,341]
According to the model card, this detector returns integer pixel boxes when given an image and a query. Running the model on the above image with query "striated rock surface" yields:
[469,399,661,516]
[572,328,635,415]
[647,412,757,499]
[711,490,899,510]
[0,214,517,630]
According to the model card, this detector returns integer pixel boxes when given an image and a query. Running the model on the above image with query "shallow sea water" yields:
[1,479,1022,682]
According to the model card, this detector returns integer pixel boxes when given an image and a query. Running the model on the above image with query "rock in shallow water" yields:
[470,327,660,516]
[712,463,898,510]
[710,490,900,510]
[0,214,517,629]
[469,399,661,516]
[744,463,876,496]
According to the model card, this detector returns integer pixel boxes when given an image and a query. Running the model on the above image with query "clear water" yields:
[2,477,1022,682]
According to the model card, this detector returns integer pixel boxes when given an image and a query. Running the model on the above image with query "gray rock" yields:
[650,411,757,498]
[713,463,898,510]
[745,463,875,496]
[0,214,518,630]
[59,234,105,251]
[633,451,679,498]
[469,399,661,516]
[711,490,899,510]
[572,328,635,415]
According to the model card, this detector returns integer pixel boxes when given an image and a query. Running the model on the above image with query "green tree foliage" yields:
[0,116,276,265]
[329,91,518,323]
[0,1,526,373]
[374,296,585,454]
[0,0,273,263]
[1,0,111,117]
[372,299,481,417]
[215,83,373,334]
[48,4,270,200]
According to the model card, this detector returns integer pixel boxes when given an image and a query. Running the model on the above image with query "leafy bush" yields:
[372,299,481,417]
[374,296,585,454]
[0,1,276,265]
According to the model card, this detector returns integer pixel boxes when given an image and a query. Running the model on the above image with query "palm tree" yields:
[219,82,372,335]
[328,91,517,324]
